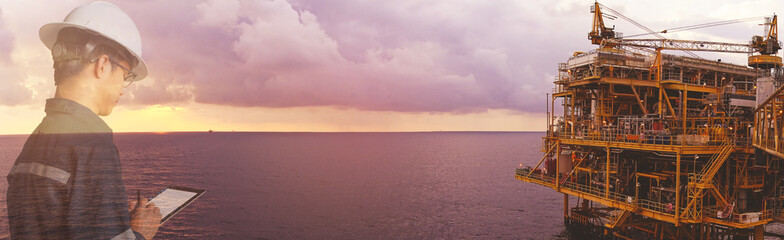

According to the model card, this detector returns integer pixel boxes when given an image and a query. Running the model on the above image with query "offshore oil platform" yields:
[516,2,784,239]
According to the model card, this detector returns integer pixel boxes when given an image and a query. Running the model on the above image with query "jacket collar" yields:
[45,98,112,133]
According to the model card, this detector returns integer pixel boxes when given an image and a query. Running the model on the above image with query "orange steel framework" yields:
[517,2,783,239]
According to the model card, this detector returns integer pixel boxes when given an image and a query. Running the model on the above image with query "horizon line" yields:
[0,130,547,136]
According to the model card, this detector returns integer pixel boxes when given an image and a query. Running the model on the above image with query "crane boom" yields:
[590,2,780,69]
[606,38,753,53]
[594,2,701,58]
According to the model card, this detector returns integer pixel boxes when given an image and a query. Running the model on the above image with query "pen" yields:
[136,190,141,209]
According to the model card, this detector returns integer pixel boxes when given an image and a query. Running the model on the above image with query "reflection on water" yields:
[0,132,584,239]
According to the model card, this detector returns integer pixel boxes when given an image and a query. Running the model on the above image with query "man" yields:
[6,2,161,239]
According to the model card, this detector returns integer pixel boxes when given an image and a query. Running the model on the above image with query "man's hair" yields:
[52,28,136,86]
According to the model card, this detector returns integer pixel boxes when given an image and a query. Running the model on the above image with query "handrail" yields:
[605,210,631,228]
[755,81,784,113]
[703,205,782,226]
[516,168,679,217]
[711,181,731,207]
[549,116,736,147]
[526,144,557,178]
[697,140,734,183]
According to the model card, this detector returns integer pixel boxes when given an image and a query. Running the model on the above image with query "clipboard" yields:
[147,186,205,224]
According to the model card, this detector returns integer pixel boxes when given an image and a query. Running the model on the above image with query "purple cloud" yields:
[115,0,595,113]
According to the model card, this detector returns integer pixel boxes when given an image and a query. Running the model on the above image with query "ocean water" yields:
[0,132,571,239]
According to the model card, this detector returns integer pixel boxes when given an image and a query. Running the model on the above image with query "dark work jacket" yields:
[6,98,145,239]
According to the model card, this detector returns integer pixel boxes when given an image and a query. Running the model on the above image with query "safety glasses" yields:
[107,58,137,85]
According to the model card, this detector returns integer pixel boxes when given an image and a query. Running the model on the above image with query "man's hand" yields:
[129,198,162,239]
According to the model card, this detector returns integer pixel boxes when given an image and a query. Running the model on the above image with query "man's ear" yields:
[92,54,111,79]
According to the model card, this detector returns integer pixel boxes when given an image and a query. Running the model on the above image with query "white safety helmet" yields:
[39,1,148,81]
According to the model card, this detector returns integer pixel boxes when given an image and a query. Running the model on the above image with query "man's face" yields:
[97,59,129,116]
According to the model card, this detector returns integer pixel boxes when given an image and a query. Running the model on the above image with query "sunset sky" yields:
[0,0,780,134]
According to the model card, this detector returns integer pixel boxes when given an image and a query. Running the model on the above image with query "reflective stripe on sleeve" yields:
[9,162,71,185]
[110,228,137,240]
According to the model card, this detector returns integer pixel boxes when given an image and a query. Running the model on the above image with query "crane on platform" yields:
[588,2,617,47]
[589,2,781,116]
[589,2,782,69]
[589,2,702,58]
